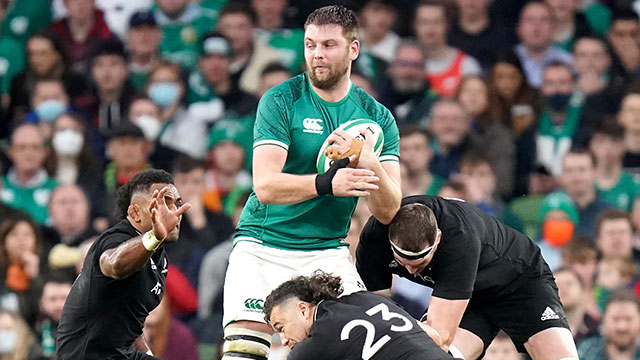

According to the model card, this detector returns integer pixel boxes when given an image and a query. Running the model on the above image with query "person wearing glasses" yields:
[356,195,579,360]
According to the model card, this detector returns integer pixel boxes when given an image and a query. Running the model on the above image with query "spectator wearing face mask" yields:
[49,112,107,223]
[25,79,72,127]
[0,309,37,360]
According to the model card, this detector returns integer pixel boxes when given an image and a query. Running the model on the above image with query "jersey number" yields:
[340,303,413,360]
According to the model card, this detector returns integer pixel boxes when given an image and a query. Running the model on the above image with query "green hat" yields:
[538,191,579,224]
[207,117,252,150]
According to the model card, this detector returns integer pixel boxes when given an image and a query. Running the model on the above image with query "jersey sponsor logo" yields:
[389,260,398,268]
[244,298,264,310]
[540,306,560,321]
[150,282,162,295]
[302,118,324,134]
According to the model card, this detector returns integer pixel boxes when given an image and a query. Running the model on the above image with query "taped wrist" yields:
[142,230,163,252]
[315,158,350,195]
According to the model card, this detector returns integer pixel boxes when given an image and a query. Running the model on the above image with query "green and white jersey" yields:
[235,73,399,251]
[597,171,640,212]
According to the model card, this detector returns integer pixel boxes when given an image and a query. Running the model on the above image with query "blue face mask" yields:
[148,82,180,108]
[35,99,66,122]
[0,330,17,354]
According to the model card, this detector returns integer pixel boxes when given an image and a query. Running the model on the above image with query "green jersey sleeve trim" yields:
[379,155,399,162]
[254,139,289,151]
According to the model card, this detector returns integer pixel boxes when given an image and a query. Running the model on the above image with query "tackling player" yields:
[357,195,579,360]
[221,5,401,360]
[263,271,453,360]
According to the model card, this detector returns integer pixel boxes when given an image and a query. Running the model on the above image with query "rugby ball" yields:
[316,119,384,174]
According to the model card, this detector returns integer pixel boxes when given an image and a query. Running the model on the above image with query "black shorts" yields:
[459,274,569,354]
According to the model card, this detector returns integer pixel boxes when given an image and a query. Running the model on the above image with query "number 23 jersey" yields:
[288,291,451,360]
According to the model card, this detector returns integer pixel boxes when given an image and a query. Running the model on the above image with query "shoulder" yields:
[260,74,306,107]
[351,86,392,119]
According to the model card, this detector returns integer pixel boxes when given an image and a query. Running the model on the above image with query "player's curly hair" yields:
[115,169,174,219]
[263,271,343,323]
[304,5,359,42]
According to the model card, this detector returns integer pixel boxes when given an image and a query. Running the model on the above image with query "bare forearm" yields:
[100,237,154,280]
[366,161,401,224]
[254,173,318,204]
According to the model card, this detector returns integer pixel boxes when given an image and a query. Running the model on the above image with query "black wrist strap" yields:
[315,158,350,195]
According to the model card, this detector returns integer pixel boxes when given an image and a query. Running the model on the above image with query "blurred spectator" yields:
[449,0,518,70]
[578,289,640,360]
[75,37,134,137]
[203,119,253,215]
[554,267,599,346]
[596,209,638,263]
[561,235,600,315]
[169,156,234,289]
[252,0,304,73]
[1,124,57,224]
[545,0,598,51]
[217,2,281,96]
[24,79,71,128]
[590,120,640,211]
[49,0,113,74]
[45,185,97,250]
[482,331,521,360]
[413,0,481,97]
[427,99,476,179]
[515,2,573,88]
[49,112,107,221]
[154,0,216,70]
[147,60,210,161]
[0,215,43,327]
[536,62,591,176]
[127,96,162,143]
[618,92,640,177]
[573,36,623,124]
[553,147,614,238]
[0,36,24,113]
[143,297,199,360]
[357,0,399,64]
[126,10,161,92]
[377,40,438,127]
[537,191,579,269]
[8,31,85,124]
[399,126,444,196]
[607,9,640,83]
[594,257,636,308]
[257,62,292,98]
[104,121,151,196]
[0,0,52,45]
[456,75,515,198]
[187,31,257,120]
[0,309,37,360]
[34,272,72,359]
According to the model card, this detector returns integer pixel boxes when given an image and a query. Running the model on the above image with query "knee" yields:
[221,325,272,360]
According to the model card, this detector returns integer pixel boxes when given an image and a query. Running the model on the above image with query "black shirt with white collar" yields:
[57,220,167,360]
[356,195,551,301]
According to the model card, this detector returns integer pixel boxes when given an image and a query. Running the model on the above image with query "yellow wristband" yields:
[142,231,162,252]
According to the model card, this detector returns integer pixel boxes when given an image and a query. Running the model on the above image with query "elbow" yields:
[377,203,400,225]
[254,183,274,204]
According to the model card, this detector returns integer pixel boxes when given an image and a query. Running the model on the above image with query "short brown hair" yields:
[596,208,630,237]
[389,203,438,251]
[605,288,640,312]
[562,235,598,263]
[304,5,359,43]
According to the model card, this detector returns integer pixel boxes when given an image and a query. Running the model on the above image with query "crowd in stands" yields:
[0,0,640,359]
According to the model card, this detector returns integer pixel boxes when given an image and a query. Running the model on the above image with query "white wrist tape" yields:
[142,230,163,252]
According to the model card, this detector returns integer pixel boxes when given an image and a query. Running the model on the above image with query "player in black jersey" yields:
[356,195,579,360]
[263,271,452,360]
[56,169,191,360]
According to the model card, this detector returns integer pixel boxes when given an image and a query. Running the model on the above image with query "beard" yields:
[307,56,350,90]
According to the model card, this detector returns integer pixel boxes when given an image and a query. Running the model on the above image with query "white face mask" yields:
[52,129,84,157]
[135,115,162,141]
[0,330,17,354]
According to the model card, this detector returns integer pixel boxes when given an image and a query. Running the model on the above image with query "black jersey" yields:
[289,291,451,360]
[57,220,167,360]
[356,195,551,301]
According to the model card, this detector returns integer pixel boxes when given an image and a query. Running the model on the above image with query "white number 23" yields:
[340,303,413,360]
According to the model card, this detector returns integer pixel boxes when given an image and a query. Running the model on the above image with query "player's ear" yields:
[128,204,141,223]
[297,301,311,318]
[350,40,359,61]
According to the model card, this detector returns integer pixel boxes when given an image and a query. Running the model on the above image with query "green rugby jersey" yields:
[597,171,640,212]
[235,73,399,250]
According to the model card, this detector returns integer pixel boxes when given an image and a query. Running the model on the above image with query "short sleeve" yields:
[431,228,481,300]
[95,233,131,259]
[377,106,400,163]
[253,88,291,151]
[356,216,394,291]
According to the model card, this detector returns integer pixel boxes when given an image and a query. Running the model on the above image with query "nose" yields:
[280,334,289,347]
